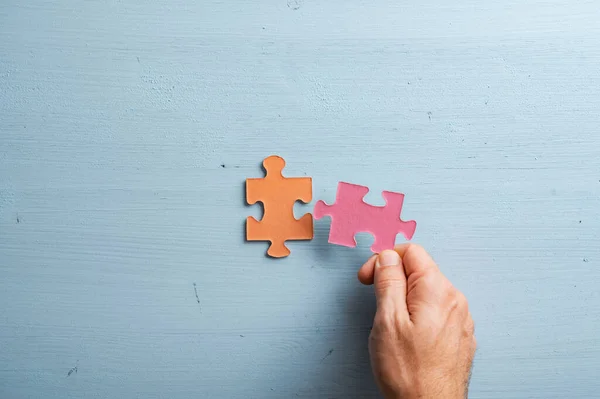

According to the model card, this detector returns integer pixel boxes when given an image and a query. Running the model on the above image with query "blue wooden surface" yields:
[2,1,600,398]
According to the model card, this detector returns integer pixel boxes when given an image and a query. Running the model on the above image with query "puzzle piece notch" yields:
[246,155,313,258]
[314,181,416,253]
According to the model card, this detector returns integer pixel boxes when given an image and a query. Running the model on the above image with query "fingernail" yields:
[376,250,400,267]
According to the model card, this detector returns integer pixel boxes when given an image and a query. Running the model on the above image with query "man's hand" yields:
[358,244,476,399]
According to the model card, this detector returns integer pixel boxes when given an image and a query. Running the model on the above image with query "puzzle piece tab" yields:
[314,182,416,253]
[246,155,313,258]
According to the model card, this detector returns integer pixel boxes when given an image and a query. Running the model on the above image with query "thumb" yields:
[373,250,409,317]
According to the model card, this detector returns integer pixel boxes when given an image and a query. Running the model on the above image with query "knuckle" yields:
[468,315,475,331]
[421,271,438,288]
[457,292,469,309]
[445,283,457,298]
[468,335,478,360]
[447,287,469,313]
[465,316,475,337]
[448,296,460,312]
[373,310,399,333]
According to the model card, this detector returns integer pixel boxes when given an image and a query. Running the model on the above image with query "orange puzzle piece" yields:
[246,155,313,258]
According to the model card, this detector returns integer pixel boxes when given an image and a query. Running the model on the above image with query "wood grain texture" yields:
[1,0,600,398]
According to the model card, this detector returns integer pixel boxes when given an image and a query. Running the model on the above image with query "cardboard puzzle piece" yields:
[246,155,313,258]
[314,182,416,253]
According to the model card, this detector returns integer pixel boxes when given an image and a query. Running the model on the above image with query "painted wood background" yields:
[1,1,600,398]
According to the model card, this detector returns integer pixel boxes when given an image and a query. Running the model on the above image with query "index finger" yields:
[394,243,439,278]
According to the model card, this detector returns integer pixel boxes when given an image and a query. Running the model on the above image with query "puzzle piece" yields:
[314,182,416,253]
[246,155,313,258]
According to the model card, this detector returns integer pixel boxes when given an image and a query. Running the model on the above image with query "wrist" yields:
[398,381,465,399]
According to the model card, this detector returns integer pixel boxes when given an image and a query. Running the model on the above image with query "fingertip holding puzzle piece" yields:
[245,155,416,258]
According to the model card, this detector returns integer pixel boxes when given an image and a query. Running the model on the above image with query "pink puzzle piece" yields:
[314,182,416,253]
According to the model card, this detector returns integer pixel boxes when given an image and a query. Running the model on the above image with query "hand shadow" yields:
[286,280,379,398]
[245,177,380,397]
[284,228,380,398]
